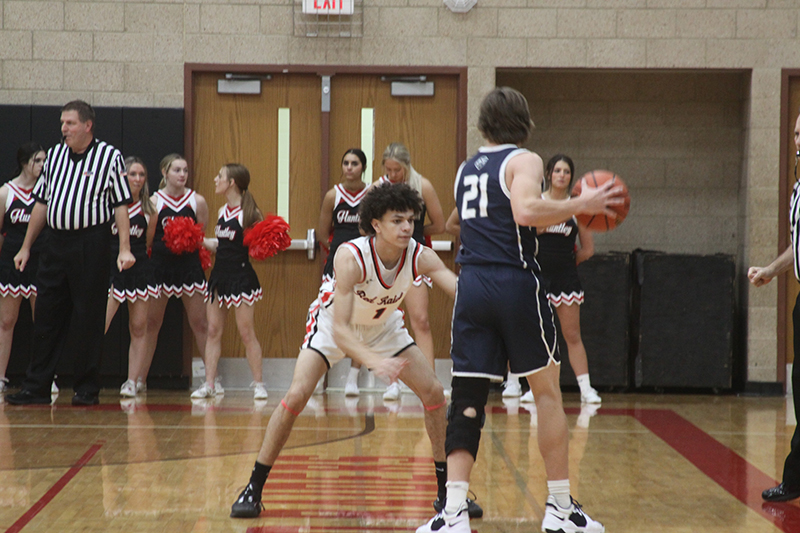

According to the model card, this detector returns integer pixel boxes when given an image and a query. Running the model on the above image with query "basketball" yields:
[570,170,631,232]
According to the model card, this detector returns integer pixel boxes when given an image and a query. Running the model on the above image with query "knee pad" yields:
[445,377,491,460]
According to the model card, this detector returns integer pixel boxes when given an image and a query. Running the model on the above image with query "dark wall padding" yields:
[633,251,735,389]
[558,253,631,388]
[3,104,187,387]
[0,106,32,180]
[122,107,185,194]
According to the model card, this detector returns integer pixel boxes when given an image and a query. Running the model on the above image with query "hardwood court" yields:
[0,390,798,533]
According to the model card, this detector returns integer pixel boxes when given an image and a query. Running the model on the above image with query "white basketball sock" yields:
[443,481,469,515]
[347,366,359,385]
[576,373,592,394]
[547,479,571,509]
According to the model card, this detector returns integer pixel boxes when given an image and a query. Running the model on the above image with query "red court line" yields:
[630,408,800,533]
[5,441,103,533]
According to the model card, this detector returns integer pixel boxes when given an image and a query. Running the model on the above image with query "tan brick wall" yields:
[0,1,797,384]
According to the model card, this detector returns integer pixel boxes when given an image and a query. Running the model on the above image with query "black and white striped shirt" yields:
[33,139,131,230]
[791,181,800,281]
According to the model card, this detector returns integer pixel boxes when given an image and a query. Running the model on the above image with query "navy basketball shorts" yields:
[450,263,560,381]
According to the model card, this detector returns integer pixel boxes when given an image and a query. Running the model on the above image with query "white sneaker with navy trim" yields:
[542,496,604,533]
[416,506,470,533]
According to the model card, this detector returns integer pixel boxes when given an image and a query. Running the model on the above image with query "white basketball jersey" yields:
[336,235,423,325]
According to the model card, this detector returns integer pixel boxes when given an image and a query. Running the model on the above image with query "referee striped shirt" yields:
[791,180,800,280]
[33,139,131,230]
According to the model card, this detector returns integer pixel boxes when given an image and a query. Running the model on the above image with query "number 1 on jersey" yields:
[373,308,386,320]
[461,173,489,220]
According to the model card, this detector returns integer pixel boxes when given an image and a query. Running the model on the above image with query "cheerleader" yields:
[144,154,209,389]
[191,164,265,400]
[315,148,370,396]
[377,143,445,400]
[0,142,45,393]
[105,157,157,398]
[513,154,600,404]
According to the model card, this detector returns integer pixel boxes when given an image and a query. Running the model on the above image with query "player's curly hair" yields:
[359,182,423,236]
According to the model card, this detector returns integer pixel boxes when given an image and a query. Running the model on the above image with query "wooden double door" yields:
[188,67,465,360]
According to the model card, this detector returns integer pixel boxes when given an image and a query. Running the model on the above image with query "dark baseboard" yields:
[739,381,785,397]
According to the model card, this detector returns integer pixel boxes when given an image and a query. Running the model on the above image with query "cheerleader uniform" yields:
[537,216,584,307]
[206,204,262,307]
[151,189,207,297]
[0,183,41,298]
[322,183,369,281]
[109,201,157,302]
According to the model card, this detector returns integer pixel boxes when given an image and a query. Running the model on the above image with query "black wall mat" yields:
[0,106,32,183]
[94,107,123,151]
[634,251,735,389]
[559,253,631,388]
[30,106,62,150]
[122,108,184,194]
[4,104,187,388]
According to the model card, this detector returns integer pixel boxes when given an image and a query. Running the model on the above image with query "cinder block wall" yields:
[500,69,747,257]
[1,1,798,383]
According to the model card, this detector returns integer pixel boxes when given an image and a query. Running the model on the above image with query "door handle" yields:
[288,229,316,260]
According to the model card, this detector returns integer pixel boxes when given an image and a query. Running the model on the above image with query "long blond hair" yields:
[124,156,154,215]
[381,142,423,196]
[159,153,186,190]
[224,163,263,229]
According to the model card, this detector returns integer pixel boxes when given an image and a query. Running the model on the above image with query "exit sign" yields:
[302,0,354,15]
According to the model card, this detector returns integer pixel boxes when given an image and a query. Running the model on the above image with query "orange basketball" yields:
[570,170,630,232]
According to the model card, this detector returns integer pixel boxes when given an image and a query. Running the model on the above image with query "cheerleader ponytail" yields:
[225,164,263,229]
[241,189,263,229]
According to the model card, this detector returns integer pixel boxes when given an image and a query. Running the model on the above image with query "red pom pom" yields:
[243,215,291,260]
[199,247,212,271]
[162,216,204,255]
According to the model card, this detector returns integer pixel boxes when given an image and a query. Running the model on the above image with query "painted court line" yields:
[249,407,800,532]
[628,408,800,533]
[4,442,103,533]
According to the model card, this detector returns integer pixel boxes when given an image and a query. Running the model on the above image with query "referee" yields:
[5,100,134,406]
[749,109,800,502]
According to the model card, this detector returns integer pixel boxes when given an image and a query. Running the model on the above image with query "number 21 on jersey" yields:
[461,173,488,220]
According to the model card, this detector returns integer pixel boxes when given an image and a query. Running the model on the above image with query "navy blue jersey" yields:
[455,145,539,271]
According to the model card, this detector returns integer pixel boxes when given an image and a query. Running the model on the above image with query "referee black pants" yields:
[21,224,110,397]
[784,292,800,489]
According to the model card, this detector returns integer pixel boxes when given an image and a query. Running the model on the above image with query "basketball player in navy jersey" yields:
[417,87,622,533]
[230,182,459,519]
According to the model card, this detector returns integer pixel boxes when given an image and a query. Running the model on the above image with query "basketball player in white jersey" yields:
[230,182,457,518]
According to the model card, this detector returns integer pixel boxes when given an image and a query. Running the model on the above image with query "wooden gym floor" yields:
[0,389,798,533]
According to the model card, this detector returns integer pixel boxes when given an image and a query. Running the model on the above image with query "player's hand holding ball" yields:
[571,170,631,232]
